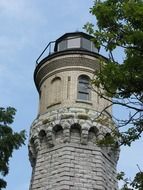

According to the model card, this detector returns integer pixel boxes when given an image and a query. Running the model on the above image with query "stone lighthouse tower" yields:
[29,32,119,190]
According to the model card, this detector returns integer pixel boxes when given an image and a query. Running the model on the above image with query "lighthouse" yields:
[29,32,119,190]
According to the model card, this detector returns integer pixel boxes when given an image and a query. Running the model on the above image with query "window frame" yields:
[77,75,91,101]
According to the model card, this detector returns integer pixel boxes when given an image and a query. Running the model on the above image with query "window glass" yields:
[77,75,90,101]
[91,42,98,53]
[79,82,88,93]
[57,36,98,52]
[67,38,80,48]
[78,92,90,100]
[81,38,91,51]
[58,40,67,51]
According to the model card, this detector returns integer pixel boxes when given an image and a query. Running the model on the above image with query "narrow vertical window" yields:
[67,76,71,99]
[51,77,61,104]
[77,75,90,101]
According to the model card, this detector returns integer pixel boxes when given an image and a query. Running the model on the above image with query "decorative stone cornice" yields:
[29,107,119,166]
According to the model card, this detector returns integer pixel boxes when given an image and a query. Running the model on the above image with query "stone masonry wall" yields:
[35,53,111,115]
[30,144,118,190]
[30,49,119,190]
[29,107,119,190]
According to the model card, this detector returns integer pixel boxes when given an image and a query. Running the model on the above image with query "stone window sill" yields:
[47,101,61,109]
[76,99,92,105]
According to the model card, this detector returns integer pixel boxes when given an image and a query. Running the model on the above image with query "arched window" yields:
[77,75,90,101]
[51,77,61,104]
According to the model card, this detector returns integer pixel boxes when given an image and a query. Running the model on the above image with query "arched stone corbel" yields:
[46,124,54,147]
[33,135,41,152]
[114,148,120,162]
[28,142,37,167]
[34,139,40,151]
[62,121,70,143]
[96,126,105,141]
[81,123,89,145]
[28,134,41,166]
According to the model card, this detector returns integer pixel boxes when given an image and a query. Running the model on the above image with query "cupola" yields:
[54,32,98,53]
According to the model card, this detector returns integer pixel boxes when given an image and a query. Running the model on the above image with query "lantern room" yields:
[54,32,99,53]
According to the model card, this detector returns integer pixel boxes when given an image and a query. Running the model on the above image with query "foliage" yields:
[0,107,26,189]
[84,0,143,189]
[84,0,143,145]
[117,171,143,190]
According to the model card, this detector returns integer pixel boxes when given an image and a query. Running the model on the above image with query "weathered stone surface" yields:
[29,110,119,190]
[29,39,119,190]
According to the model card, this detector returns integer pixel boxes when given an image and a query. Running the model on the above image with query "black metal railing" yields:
[36,41,55,65]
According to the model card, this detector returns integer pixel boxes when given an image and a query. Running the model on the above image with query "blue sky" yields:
[0,1,142,190]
